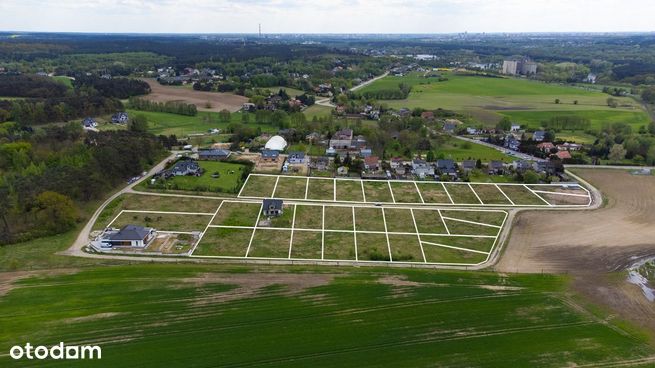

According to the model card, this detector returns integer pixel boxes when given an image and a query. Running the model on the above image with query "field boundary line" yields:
[531,190,590,197]
[288,204,297,259]
[121,210,214,216]
[494,184,515,205]
[190,201,224,256]
[413,182,425,204]
[271,175,280,198]
[410,209,427,263]
[245,203,264,257]
[437,209,450,235]
[333,178,337,201]
[360,180,367,202]
[441,183,454,204]
[524,185,552,206]
[209,225,496,237]
[352,206,358,261]
[321,205,325,260]
[106,210,125,228]
[381,207,393,261]
[420,240,490,255]
[304,177,309,200]
[237,174,251,197]
[388,181,396,203]
[441,216,501,228]
[468,183,484,204]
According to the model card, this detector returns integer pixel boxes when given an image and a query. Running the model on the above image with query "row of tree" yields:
[73,76,151,99]
[127,97,197,116]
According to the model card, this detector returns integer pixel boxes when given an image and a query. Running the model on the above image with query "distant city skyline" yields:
[1,0,653,34]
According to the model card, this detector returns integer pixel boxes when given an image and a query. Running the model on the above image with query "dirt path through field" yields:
[496,169,655,339]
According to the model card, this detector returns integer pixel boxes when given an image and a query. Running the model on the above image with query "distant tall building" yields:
[502,59,537,76]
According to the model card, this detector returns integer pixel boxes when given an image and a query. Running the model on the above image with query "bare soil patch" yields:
[0,269,79,297]
[496,169,655,339]
[179,272,335,305]
[141,79,248,112]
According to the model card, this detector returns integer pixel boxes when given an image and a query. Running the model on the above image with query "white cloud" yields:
[0,0,653,33]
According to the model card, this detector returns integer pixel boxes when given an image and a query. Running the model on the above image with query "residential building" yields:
[198,149,230,161]
[82,117,97,128]
[487,161,505,175]
[412,159,435,178]
[287,151,307,165]
[504,135,521,151]
[557,142,582,151]
[437,159,457,177]
[537,142,555,153]
[98,225,156,248]
[532,131,546,142]
[555,150,572,160]
[263,199,284,217]
[461,160,477,173]
[359,148,372,158]
[329,128,354,149]
[111,112,129,124]
[164,160,201,177]
[364,156,380,171]
[513,160,533,172]
[311,156,330,171]
[261,150,280,162]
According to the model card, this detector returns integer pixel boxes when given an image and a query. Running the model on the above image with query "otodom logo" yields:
[10,342,102,360]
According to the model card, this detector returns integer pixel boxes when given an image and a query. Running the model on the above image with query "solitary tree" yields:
[608,144,627,162]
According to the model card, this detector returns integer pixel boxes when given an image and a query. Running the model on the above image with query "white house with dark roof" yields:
[286,151,306,165]
[97,225,156,248]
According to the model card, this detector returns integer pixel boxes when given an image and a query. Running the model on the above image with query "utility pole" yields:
[258,23,262,38]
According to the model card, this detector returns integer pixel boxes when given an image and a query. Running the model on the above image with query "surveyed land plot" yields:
[239,174,592,208]
[194,200,508,266]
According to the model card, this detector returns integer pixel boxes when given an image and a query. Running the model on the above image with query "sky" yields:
[1,0,654,34]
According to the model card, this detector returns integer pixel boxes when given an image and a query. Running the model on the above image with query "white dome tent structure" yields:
[264,135,288,151]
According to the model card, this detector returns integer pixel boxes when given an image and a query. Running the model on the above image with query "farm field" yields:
[1,265,653,367]
[141,78,248,112]
[195,200,507,265]
[239,174,592,207]
[360,72,648,126]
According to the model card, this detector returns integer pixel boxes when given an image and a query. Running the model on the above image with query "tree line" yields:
[73,76,151,99]
[127,97,197,116]
[0,74,69,98]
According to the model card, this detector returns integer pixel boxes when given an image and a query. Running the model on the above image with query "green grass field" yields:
[1,264,653,367]
[162,161,248,193]
[360,72,649,127]
[436,136,514,162]
[499,109,651,131]
[126,109,278,136]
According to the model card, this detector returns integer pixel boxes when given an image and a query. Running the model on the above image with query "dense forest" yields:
[72,76,151,99]
[0,122,167,244]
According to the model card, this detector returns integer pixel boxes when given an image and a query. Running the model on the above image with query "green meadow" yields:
[125,109,278,136]
[499,109,651,131]
[0,264,653,367]
[360,72,649,127]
